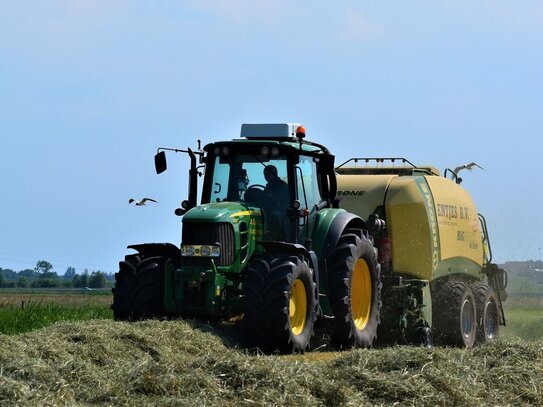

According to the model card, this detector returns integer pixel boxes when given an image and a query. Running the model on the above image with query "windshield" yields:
[208,154,288,203]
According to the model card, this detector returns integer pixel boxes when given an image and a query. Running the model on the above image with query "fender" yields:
[311,209,367,262]
[127,243,181,264]
[260,241,320,296]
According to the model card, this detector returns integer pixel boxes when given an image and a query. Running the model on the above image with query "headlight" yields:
[200,245,211,257]
[181,245,195,256]
[181,244,221,258]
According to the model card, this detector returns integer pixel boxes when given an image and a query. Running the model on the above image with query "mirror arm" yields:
[187,148,198,209]
[157,147,204,157]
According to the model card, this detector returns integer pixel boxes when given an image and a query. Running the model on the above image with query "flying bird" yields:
[450,162,484,184]
[453,162,484,176]
[129,198,158,206]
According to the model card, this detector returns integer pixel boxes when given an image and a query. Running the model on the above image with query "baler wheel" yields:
[471,282,500,343]
[245,255,317,353]
[111,254,140,321]
[433,281,477,347]
[328,229,381,348]
[130,256,166,320]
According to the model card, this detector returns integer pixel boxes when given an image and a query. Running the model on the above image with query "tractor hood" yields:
[182,201,259,223]
[181,201,263,269]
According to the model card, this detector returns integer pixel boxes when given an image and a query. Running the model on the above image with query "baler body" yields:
[337,167,485,281]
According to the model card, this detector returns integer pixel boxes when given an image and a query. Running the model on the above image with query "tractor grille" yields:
[182,222,235,266]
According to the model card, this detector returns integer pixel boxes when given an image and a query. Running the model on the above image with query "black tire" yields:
[130,257,166,320]
[433,281,477,347]
[111,254,140,320]
[245,255,317,353]
[244,255,270,348]
[328,229,381,348]
[471,282,500,343]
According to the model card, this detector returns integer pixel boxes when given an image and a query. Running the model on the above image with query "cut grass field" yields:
[0,290,541,405]
[0,319,542,406]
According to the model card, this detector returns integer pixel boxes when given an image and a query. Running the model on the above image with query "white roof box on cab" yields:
[240,123,303,140]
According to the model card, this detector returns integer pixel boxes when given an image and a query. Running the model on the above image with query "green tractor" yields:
[112,123,382,353]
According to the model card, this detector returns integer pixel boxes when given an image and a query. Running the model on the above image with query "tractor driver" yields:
[263,165,291,240]
[263,165,289,207]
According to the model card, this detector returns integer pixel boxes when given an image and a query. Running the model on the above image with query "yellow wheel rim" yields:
[289,278,307,336]
[351,259,372,330]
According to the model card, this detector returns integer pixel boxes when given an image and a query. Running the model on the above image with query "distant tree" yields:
[19,269,38,278]
[89,271,106,288]
[64,267,76,279]
[36,278,57,288]
[0,268,17,280]
[73,270,89,288]
[0,273,4,288]
[35,260,55,278]
[17,277,28,288]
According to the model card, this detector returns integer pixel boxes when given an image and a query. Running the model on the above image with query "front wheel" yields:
[245,255,317,353]
[328,229,381,348]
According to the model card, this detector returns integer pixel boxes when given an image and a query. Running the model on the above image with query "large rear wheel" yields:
[433,281,477,347]
[328,229,381,348]
[245,255,317,353]
[112,254,166,321]
[111,254,140,320]
[131,257,166,320]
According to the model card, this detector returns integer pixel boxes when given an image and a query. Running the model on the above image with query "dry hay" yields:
[0,319,541,406]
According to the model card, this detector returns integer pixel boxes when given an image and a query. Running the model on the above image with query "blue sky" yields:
[1,1,542,273]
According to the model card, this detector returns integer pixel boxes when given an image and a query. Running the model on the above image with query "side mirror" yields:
[155,151,167,174]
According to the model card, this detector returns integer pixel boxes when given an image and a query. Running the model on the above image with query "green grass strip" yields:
[0,301,112,335]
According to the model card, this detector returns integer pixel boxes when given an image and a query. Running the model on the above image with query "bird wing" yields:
[141,198,158,204]
[453,165,466,174]
[453,162,484,174]
[466,162,484,171]
[128,199,136,204]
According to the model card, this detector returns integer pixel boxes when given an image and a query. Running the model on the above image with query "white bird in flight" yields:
[453,162,484,176]
[129,198,158,206]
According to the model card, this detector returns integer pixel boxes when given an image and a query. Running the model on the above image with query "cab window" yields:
[209,155,288,203]
[296,155,322,210]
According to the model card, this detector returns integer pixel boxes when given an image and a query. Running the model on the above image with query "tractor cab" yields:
[200,123,336,245]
